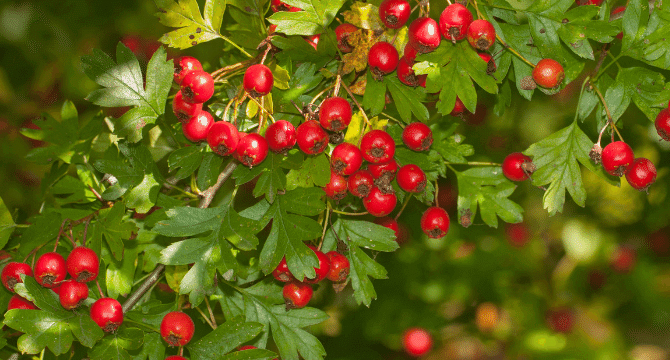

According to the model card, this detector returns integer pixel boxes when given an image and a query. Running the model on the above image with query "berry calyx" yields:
[331,143,363,176]
[601,141,634,177]
[348,170,374,198]
[160,311,195,347]
[325,251,350,282]
[408,17,441,54]
[379,0,411,29]
[368,159,398,184]
[363,187,397,217]
[360,130,396,163]
[502,152,535,182]
[183,110,214,143]
[283,281,313,309]
[180,70,214,104]
[90,297,123,332]
[397,56,427,88]
[323,172,348,201]
[403,327,433,357]
[420,207,450,238]
[243,64,274,97]
[396,164,427,193]
[296,120,329,155]
[478,52,497,75]
[319,97,352,132]
[466,19,496,51]
[368,42,399,78]
[272,257,294,282]
[625,157,657,191]
[532,59,565,89]
[8,294,38,310]
[266,120,297,153]
[374,217,400,241]
[440,4,473,41]
[234,133,269,167]
[174,56,203,85]
[172,90,203,123]
[66,246,99,283]
[35,252,66,288]
[207,121,240,156]
[59,279,89,310]
[305,246,331,284]
[2,262,33,292]
[654,108,670,141]
[335,23,358,53]
[402,122,433,151]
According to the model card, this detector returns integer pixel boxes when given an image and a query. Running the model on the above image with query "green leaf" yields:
[603,67,667,122]
[89,328,144,360]
[168,145,204,181]
[106,247,138,298]
[131,332,166,360]
[267,0,347,36]
[557,6,620,60]
[17,212,62,258]
[362,71,387,117]
[0,196,16,250]
[197,153,224,190]
[342,2,384,30]
[94,202,138,261]
[385,76,429,123]
[154,0,225,49]
[221,348,279,360]
[285,153,330,190]
[188,316,266,360]
[275,63,324,105]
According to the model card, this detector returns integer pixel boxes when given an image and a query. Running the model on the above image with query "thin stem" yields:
[198,161,239,209]
[319,208,330,250]
[380,112,405,128]
[204,296,217,329]
[163,183,199,199]
[594,53,623,81]
[331,209,369,216]
[340,81,371,126]
[591,82,624,142]
[573,77,591,124]
[218,34,253,58]
[195,306,216,329]
[434,179,439,207]
[249,96,276,124]
[394,194,412,221]
[444,161,501,166]
[309,84,335,106]
[125,318,160,333]
[122,264,165,313]
[96,280,105,298]
[333,75,342,97]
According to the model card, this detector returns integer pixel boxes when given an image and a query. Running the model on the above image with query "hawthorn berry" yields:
[66,246,99,283]
[408,17,441,54]
[319,97,352,131]
[35,252,66,288]
[397,164,427,193]
[305,246,331,284]
[363,187,397,217]
[207,121,240,156]
[181,70,214,104]
[601,141,634,177]
[374,217,400,240]
[368,42,399,78]
[546,308,574,333]
[296,120,329,155]
[331,143,363,176]
[59,279,89,310]
[420,207,450,238]
[611,246,636,273]
[348,170,374,198]
[243,64,274,97]
[505,223,530,248]
[439,3,473,41]
[165,356,188,360]
[172,90,203,123]
[403,42,419,62]
[368,159,398,182]
[325,251,350,282]
[532,59,565,89]
[272,257,294,282]
[323,172,348,201]
[8,294,38,310]
[625,157,657,191]
[183,110,214,142]
[360,130,396,163]
[304,34,320,50]
[402,122,433,151]
[1,262,33,292]
[654,108,670,141]
[238,345,257,351]
[161,311,195,347]
[379,0,411,29]
[283,281,313,309]
[91,297,123,332]
[397,56,426,88]
[335,23,358,53]
[174,56,203,85]
[466,19,496,51]
[450,97,467,116]
[502,152,535,181]
[402,327,433,357]
[266,120,297,153]
[234,133,269,167]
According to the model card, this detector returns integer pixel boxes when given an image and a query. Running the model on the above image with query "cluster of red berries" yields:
[172,56,216,143]
[597,141,657,191]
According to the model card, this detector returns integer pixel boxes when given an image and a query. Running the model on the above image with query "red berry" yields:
[363,187,397,217]
[403,43,419,62]
[466,19,495,51]
[402,327,433,357]
[272,257,294,282]
[367,159,398,181]
[440,4,473,41]
[172,90,203,123]
[66,246,99,283]
[502,152,535,182]
[655,108,670,141]
[304,34,320,50]
[319,97,352,132]
[360,130,395,163]
[331,143,363,176]
[478,52,497,74]
[207,121,240,156]
[625,157,657,191]
[266,120,297,153]
[243,64,274,97]
[59,280,89,310]
[174,56,203,85]
[296,120,329,155]
[234,133,269,167]
[546,308,574,333]
[601,141,634,177]
[335,24,358,53]
[35,252,66,288]
[90,297,123,332]
[379,0,411,29]
[183,110,214,142]
[368,42,399,78]
[283,281,313,309]
[576,0,604,5]
[505,223,530,247]
[450,97,467,116]
[8,294,38,310]
[305,246,330,284]
[323,172,348,201]
[408,17,441,54]
[165,356,188,360]
[161,311,195,347]
[402,123,433,151]
[238,345,257,351]
[348,170,374,198]
[420,207,450,238]
[397,164,427,193]
[397,56,427,88]
[271,0,301,12]
[181,70,214,104]
[532,59,565,89]
[611,246,636,273]
[1,262,33,292]
[325,251,350,282]
[374,217,400,240]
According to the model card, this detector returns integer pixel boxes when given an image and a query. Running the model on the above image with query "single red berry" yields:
[403,327,433,357]
[183,110,214,142]
[450,97,467,116]
[625,157,657,191]
[547,308,574,333]
[408,17,441,54]
[374,217,400,240]
[272,257,294,282]
[207,121,240,156]
[360,130,395,163]
[379,0,411,29]
[397,164,427,193]
[35,252,66,288]
[466,19,496,51]
[654,108,670,141]
[505,223,530,248]
[331,143,363,176]
[502,152,535,182]
[363,187,397,217]
[440,4,473,41]
[174,56,203,85]
[368,42,399,78]
[402,123,433,151]
[172,90,203,123]
[404,43,419,62]
[611,246,636,273]
[335,23,358,53]
[8,294,38,310]
[90,298,123,332]
[368,159,398,181]
[323,172,348,201]
[66,246,99,283]
[348,170,374,198]
[397,56,427,88]
[234,133,269,167]
[532,59,565,89]
[181,70,214,104]
[161,311,195,347]
[1,262,33,292]
[420,207,450,238]
[283,281,313,309]
[266,120,296,153]
[304,34,320,50]
[165,356,188,360]
[325,251,350,282]
[319,97,352,131]
[243,64,274,97]
[601,141,634,177]
[296,120,329,155]
[305,246,331,284]
[478,52,497,74]
[59,279,89,310]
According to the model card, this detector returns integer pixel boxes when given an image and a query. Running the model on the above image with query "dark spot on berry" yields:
[521,160,536,176]
[333,159,347,173]
[176,112,190,123]
[370,147,385,159]
[310,139,327,153]
[248,89,262,98]
[371,67,386,81]
[357,184,371,197]
[216,144,231,156]
[487,60,497,75]
[174,63,183,75]
[448,27,462,40]
[103,322,120,333]
[428,228,444,238]
[330,119,343,131]
[243,155,255,166]
[182,86,195,100]
[416,180,427,193]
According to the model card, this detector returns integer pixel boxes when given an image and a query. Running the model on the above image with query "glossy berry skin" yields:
[181,70,214,104]
[283,281,313,309]
[360,130,396,163]
[305,246,331,284]
[420,207,450,238]
[368,42,399,77]
[403,327,433,357]
[235,133,269,167]
[243,64,274,97]
[8,294,38,310]
[404,43,419,61]
[654,108,670,141]
[397,164,427,193]
[66,246,99,283]
[440,4,473,41]
[161,311,195,347]
[502,152,535,181]
[625,158,657,191]
[165,356,188,360]
[304,34,320,50]
[363,187,397,217]
[368,159,398,181]
[532,59,565,89]
[2,262,33,292]
[348,170,374,198]
[266,120,297,153]
[91,298,123,332]
[35,252,66,288]
[402,123,433,151]
[59,280,89,310]
[172,90,203,123]
[296,120,329,155]
[207,121,239,156]
[174,56,203,85]
[379,0,411,29]
[183,110,214,142]
[319,97,352,132]
[272,257,294,282]
[325,251,350,282]
[323,172,348,201]
[374,217,400,240]
[331,143,363,176]
[335,23,358,53]
[601,141,634,177]
[397,56,426,88]
[466,19,496,51]
[408,17,441,54]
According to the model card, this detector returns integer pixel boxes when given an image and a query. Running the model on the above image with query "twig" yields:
[96,280,105,298]
[248,95,276,124]
[195,306,216,329]
[340,81,372,126]
[395,194,412,220]
[122,264,165,313]
[590,82,624,142]
[198,161,239,209]
[204,296,217,329]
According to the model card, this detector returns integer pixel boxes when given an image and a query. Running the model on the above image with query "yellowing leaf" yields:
[342,2,384,30]
[342,29,381,74]
[166,265,190,292]
[269,62,290,90]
